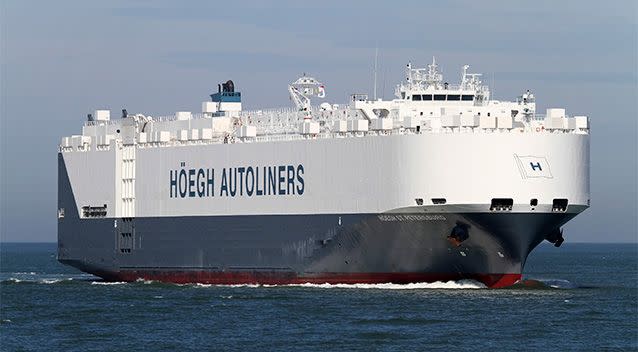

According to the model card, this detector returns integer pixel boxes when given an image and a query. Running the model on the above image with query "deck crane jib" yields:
[288,74,326,114]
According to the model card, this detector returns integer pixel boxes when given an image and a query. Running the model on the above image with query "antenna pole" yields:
[373,46,378,100]
[492,72,495,100]
[382,67,387,100]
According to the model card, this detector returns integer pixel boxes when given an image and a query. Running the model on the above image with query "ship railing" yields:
[84,120,120,127]
[152,113,209,122]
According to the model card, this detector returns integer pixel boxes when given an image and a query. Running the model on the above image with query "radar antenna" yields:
[288,74,325,112]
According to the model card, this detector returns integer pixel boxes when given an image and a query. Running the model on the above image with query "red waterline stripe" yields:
[101,270,521,289]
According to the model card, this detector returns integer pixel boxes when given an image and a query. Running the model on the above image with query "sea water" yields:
[1,242,636,351]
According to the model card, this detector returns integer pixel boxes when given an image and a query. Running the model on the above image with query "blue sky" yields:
[1,0,636,242]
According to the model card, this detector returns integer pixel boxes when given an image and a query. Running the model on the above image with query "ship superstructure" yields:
[57,59,590,287]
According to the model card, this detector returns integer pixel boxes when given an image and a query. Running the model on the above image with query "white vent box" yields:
[138,132,147,144]
[440,107,460,116]
[201,128,213,140]
[404,116,421,129]
[460,115,480,127]
[441,115,460,127]
[479,116,497,129]
[202,102,217,114]
[347,119,368,132]
[94,110,110,121]
[497,116,513,129]
[190,129,200,140]
[212,117,232,132]
[158,131,171,142]
[494,110,509,119]
[574,116,588,129]
[176,111,192,121]
[299,121,320,134]
[545,117,565,129]
[370,118,392,130]
[71,135,91,148]
[219,102,242,112]
[61,137,71,147]
[178,130,188,141]
[546,108,565,118]
[239,125,256,138]
[332,120,347,132]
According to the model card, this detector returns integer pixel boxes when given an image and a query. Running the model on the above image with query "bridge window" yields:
[461,95,474,101]
[412,94,422,101]
[447,94,460,101]
[423,94,433,101]
[434,94,446,101]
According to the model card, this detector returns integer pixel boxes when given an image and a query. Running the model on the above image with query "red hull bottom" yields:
[104,271,522,289]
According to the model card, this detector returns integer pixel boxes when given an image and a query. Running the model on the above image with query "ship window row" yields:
[411,94,474,101]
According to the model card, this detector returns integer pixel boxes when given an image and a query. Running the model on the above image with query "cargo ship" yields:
[57,59,589,288]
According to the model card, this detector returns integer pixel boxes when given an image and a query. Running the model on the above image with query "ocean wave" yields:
[274,280,486,290]
[2,278,23,284]
[537,278,576,289]
[41,278,74,284]
[185,280,485,290]
[91,281,127,285]
[1,277,76,285]
[507,278,577,290]
[193,283,213,288]
[191,283,261,288]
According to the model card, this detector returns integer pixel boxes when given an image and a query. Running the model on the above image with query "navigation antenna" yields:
[424,57,443,89]
[288,74,326,114]
[373,46,378,100]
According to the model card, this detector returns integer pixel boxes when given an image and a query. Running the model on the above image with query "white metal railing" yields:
[84,120,120,126]
[62,124,588,152]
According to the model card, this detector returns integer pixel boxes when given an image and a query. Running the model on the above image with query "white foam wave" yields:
[186,280,484,290]
[13,272,37,275]
[188,283,261,288]
[41,278,73,284]
[2,277,79,284]
[91,281,127,285]
[193,283,213,288]
[276,280,486,290]
[532,278,576,289]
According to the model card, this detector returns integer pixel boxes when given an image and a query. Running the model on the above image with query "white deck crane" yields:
[288,74,325,112]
